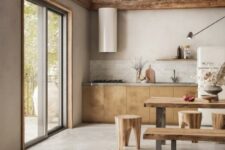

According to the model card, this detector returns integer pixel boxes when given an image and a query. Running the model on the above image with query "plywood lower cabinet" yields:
[82,85,197,125]
[82,86,104,122]
[104,86,126,123]
[126,86,150,123]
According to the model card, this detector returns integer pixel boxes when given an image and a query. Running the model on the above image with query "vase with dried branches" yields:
[131,57,148,83]
[202,62,225,101]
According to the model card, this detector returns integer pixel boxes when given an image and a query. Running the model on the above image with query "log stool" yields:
[178,110,202,143]
[212,113,225,129]
[115,115,142,150]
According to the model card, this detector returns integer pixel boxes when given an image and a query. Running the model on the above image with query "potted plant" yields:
[131,57,148,83]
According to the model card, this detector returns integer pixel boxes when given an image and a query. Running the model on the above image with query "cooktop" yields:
[91,80,124,83]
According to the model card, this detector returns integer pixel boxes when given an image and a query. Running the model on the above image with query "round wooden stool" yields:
[178,110,202,143]
[115,115,142,150]
[212,113,225,129]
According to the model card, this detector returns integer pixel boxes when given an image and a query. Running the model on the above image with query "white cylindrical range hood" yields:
[99,8,117,52]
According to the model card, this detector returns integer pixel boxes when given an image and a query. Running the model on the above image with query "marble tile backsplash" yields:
[90,60,197,83]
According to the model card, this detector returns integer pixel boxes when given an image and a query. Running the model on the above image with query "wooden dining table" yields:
[144,97,225,145]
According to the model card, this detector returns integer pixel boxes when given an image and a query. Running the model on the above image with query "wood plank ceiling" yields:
[76,0,225,10]
[73,0,92,9]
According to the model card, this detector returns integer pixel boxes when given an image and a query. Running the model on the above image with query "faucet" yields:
[171,69,178,83]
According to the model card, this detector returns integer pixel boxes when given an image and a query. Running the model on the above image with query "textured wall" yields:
[90,8,225,60]
[90,60,196,83]
[89,8,225,82]
[71,2,90,126]
[0,0,22,149]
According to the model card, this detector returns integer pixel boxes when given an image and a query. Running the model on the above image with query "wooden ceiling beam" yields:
[91,0,225,10]
[72,0,92,9]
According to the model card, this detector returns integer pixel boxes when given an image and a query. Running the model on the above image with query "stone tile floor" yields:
[29,124,225,150]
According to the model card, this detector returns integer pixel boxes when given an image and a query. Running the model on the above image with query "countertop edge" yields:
[82,82,198,87]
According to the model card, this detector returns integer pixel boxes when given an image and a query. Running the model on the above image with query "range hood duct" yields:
[98,8,117,52]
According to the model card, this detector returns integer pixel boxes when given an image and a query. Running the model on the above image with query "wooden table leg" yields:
[156,140,162,150]
[156,107,166,145]
[171,140,176,150]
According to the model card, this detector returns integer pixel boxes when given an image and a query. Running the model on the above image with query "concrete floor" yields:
[29,124,225,150]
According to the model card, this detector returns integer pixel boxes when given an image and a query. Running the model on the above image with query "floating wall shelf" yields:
[156,58,197,61]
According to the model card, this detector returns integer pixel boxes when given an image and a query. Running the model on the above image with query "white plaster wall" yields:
[89,8,225,82]
[90,60,196,83]
[90,8,225,60]
[0,0,22,149]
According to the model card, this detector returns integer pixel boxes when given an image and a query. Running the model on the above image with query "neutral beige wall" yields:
[90,8,225,60]
[0,0,22,150]
[55,0,90,126]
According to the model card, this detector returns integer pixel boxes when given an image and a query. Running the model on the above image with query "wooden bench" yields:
[212,113,225,129]
[143,128,225,150]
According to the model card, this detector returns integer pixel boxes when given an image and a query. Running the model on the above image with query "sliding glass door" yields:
[24,0,67,146]
[24,1,45,143]
[47,10,63,132]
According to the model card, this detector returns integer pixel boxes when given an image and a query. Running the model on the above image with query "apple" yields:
[183,95,195,102]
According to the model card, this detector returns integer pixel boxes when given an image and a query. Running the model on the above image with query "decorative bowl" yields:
[204,85,222,96]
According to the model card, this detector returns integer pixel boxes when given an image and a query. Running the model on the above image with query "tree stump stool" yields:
[115,115,142,150]
[178,110,202,143]
[212,113,225,129]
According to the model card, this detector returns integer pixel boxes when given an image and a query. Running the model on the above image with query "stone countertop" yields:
[82,82,198,87]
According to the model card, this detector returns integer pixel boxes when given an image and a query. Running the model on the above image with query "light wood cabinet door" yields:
[150,87,174,124]
[126,86,150,123]
[173,86,198,124]
[82,86,104,122]
[173,87,197,97]
[104,86,126,123]
[82,85,198,124]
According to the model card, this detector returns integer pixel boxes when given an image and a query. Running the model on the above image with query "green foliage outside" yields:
[24,1,60,116]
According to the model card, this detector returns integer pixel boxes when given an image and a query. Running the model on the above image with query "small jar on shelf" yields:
[183,45,192,59]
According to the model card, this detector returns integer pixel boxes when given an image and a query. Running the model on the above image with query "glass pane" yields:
[47,10,62,131]
[24,1,45,142]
